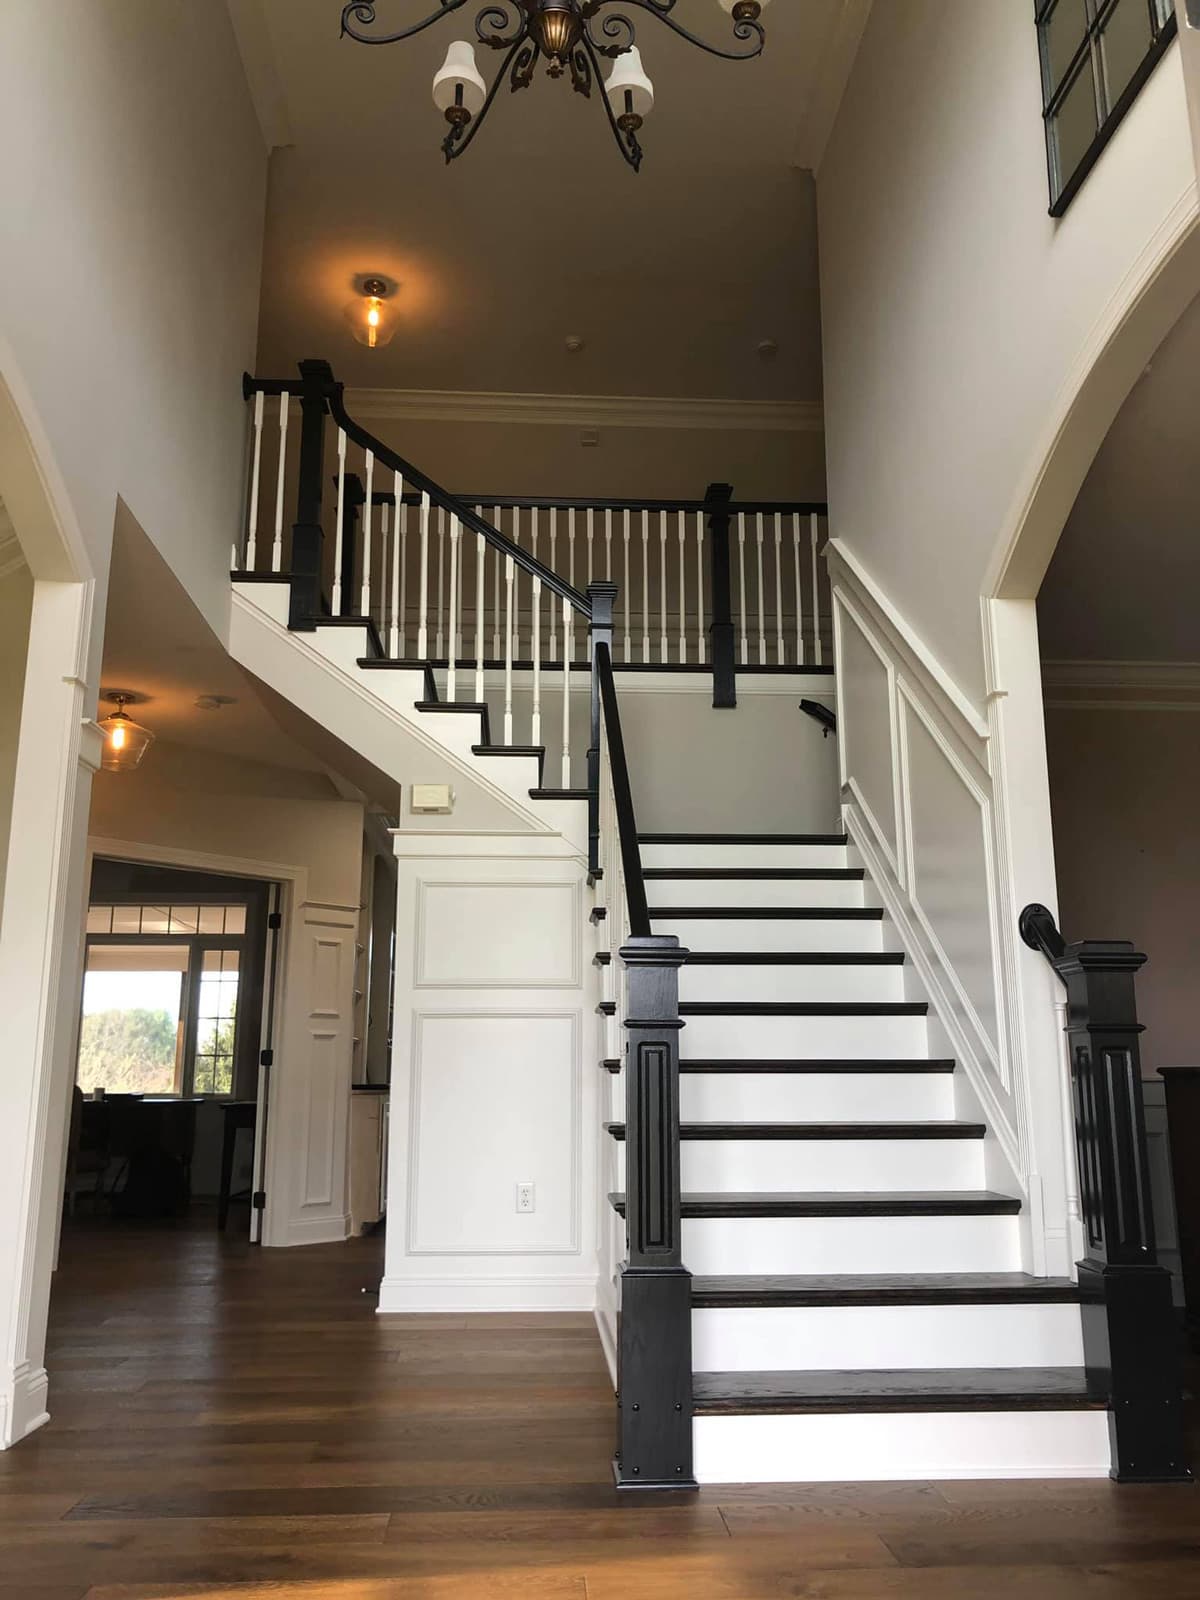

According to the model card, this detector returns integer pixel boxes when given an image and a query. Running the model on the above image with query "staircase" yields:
[599,831,1110,1482]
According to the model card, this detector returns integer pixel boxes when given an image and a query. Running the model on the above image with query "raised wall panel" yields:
[302,1032,339,1208]
[416,880,581,988]
[408,1011,580,1256]
[836,598,899,867]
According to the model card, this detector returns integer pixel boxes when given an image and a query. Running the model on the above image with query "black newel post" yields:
[1020,905,1191,1482]
[587,582,616,882]
[288,358,334,630]
[704,482,736,709]
[1158,1066,1200,1349]
[615,934,695,1491]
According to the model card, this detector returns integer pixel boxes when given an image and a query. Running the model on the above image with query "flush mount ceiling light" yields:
[97,692,155,773]
[345,277,398,349]
[340,0,770,172]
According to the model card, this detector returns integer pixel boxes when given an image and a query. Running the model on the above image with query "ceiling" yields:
[233,0,858,402]
[1038,288,1200,665]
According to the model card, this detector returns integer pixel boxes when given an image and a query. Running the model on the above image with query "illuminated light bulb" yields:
[97,694,155,773]
[345,278,398,349]
[111,723,127,751]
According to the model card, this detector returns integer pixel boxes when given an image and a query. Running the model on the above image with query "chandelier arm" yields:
[581,30,642,172]
[340,0,471,45]
[442,33,534,163]
[583,0,764,61]
[474,2,527,49]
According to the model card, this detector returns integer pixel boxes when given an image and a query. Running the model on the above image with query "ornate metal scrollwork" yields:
[568,44,593,100]
[341,0,471,45]
[475,2,526,49]
[509,37,539,91]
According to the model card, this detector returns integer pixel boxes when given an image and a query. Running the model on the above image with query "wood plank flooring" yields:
[1,1212,1196,1598]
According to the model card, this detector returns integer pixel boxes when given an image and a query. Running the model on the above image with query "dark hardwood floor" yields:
[1,1212,1197,1598]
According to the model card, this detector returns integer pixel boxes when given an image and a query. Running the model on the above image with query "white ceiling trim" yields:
[791,0,874,174]
[342,387,824,433]
[1042,659,1200,691]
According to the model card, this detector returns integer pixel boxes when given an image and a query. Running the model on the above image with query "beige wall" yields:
[0,0,266,632]
[0,566,32,916]
[1046,707,1200,1077]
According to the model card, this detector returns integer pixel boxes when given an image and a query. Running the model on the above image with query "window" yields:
[193,949,240,1096]
[1037,0,1178,216]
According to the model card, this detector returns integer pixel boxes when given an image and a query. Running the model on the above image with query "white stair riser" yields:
[679,964,904,1004]
[641,844,849,870]
[615,1138,984,1192]
[232,579,290,625]
[655,918,884,954]
[681,1013,928,1059]
[647,877,865,909]
[692,1410,1111,1483]
[680,1073,955,1122]
[691,1303,1085,1372]
[681,1214,1022,1275]
[310,625,379,674]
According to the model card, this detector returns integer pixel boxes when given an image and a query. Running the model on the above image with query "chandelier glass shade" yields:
[97,695,155,773]
[340,0,770,171]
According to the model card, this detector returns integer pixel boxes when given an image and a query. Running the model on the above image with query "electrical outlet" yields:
[516,1181,535,1214]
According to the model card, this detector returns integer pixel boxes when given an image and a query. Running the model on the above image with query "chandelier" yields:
[339,1,771,171]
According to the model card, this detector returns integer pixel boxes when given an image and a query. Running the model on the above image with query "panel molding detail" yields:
[414,879,582,989]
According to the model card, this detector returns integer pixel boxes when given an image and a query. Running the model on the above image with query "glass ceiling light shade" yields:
[342,0,766,170]
[345,277,397,349]
[97,695,155,773]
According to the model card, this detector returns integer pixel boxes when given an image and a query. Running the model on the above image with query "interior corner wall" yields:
[1044,706,1200,1077]
[0,566,33,916]
[0,1,267,638]
[817,7,1197,705]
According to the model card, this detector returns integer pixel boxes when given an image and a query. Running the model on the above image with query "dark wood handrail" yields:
[594,640,650,937]
[245,366,593,620]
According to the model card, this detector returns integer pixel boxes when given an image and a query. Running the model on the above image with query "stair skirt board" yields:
[680,1072,955,1122]
[655,916,886,953]
[679,1013,930,1058]
[678,1214,1022,1275]
[614,1138,985,1191]
[692,1410,1112,1482]
[678,963,906,1004]
[641,843,851,869]
[691,1303,1086,1371]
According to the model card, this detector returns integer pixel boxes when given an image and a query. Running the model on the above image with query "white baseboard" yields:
[377,1274,598,1313]
[1,1362,49,1450]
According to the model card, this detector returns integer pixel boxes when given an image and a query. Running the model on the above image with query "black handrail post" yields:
[1019,904,1191,1483]
[587,582,617,883]
[615,932,695,1491]
[704,482,736,709]
[289,358,334,630]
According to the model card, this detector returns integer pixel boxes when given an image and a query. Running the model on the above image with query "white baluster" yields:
[548,508,558,662]
[675,510,688,665]
[380,503,390,639]
[474,529,486,703]
[492,507,502,659]
[755,512,767,665]
[504,554,515,744]
[332,427,346,616]
[622,510,632,662]
[696,510,706,665]
[446,514,460,701]
[245,390,264,570]
[641,510,651,663]
[737,512,748,666]
[561,597,572,788]
[361,449,374,618]
[792,512,804,667]
[417,491,431,658]
[586,508,594,587]
[567,506,576,611]
[531,574,542,746]
[391,472,404,658]
[530,507,539,661]
[271,391,289,573]
[659,511,668,663]
[605,508,613,581]
[774,512,785,666]
[435,507,446,658]
[811,513,823,666]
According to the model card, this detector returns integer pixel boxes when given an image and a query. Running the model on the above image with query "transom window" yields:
[1037,0,1178,217]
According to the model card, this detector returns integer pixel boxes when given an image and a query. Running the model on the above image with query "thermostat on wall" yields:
[410,784,454,815]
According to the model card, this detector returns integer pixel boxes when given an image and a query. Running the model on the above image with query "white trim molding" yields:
[342,387,824,435]
[1043,658,1200,710]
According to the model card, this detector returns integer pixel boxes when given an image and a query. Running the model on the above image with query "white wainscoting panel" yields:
[416,880,581,988]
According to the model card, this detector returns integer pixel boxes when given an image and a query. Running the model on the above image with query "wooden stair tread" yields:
[639,833,849,845]
[691,1273,1082,1307]
[678,1001,928,1016]
[643,867,865,881]
[691,1367,1101,1415]
[682,952,904,966]
[605,1121,986,1141]
[608,1190,1022,1218]
[599,1058,957,1074]
[650,907,884,920]
[530,788,590,800]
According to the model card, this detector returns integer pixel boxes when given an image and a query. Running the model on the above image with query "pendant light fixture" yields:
[340,0,770,171]
[97,693,155,773]
[345,277,398,349]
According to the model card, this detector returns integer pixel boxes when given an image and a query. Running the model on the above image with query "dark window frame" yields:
[1036,0,1179,217]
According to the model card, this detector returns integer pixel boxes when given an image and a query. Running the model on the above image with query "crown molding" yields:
[1042,658,1200,709]
[341,386,824,434]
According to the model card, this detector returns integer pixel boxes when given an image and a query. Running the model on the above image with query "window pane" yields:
[111,905,142,935]
[169,905,200,934]
[1101,0,1156,104]
[77,952,185,1096]
[198,905,225,934]
[1052,57,1100,190]
[139,905,172,935]
[224,905,247,936]
[86,906,113,935]
[1042,0,1090,95]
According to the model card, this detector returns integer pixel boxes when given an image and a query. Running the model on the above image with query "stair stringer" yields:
[229,582,586,852]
